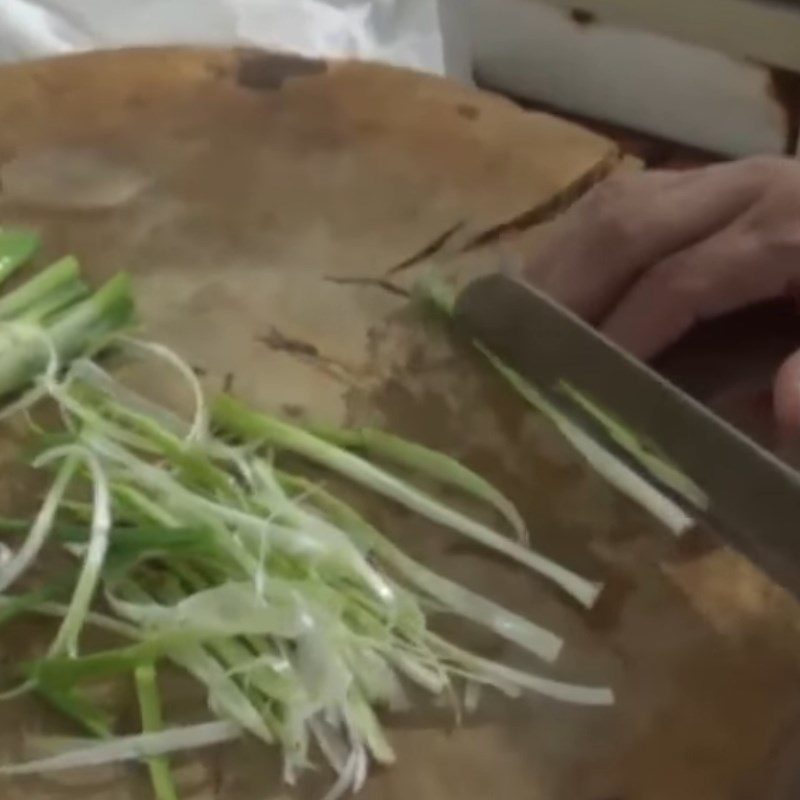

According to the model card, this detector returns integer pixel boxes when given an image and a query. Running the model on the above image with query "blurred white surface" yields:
[0,0,469,78]
[470,0,792,156]
[2,0,795,155]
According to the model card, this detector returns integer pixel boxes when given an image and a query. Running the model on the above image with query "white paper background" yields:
[0,0,470,78]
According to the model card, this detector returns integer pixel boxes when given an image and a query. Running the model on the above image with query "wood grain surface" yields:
[0,47,796,800]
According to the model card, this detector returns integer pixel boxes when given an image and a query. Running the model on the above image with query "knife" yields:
[454,272,800,596]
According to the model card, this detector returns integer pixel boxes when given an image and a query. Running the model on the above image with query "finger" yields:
[773,349,800,434]
[599,226,787,360]
[526,161,764,320]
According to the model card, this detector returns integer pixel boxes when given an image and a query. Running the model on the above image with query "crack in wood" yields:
[380,151,620,280]
[386,221,465,275]
[256,326,361,386]
[458,153,620,252]
[324,275,410,298]
[258,326,319,358]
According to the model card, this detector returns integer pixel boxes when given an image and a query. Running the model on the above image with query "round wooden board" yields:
[0,47,797,800]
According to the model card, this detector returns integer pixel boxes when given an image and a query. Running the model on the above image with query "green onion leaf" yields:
[135,663,180,800]
[0,229,39,285]
[307,423,529,543]
[215,395,601,608]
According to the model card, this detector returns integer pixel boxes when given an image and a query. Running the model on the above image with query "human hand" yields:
[524,157,800,431]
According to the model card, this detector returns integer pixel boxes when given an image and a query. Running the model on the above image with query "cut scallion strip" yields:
[0,452,79,592]
[307,423,529,543]
[0,256,84,322]
[483,350,694,537]
[559,382,709,510]
[214,395,601,608]
[0,721,240,775]
[135,663,179,800]
[48,447,113,657]
[34,682,114,740]
[278,472,563,663]
[0,229,39,285]
[416,272,697,538]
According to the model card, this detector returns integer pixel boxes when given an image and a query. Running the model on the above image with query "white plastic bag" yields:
[0,0,469,77]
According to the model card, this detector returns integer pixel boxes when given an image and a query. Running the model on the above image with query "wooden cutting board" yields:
[0,46,797,800]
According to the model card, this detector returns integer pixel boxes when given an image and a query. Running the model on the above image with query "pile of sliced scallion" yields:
[0,233,618,800]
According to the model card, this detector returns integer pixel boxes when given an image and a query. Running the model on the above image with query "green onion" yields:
[135,663,179,800]
[0,721,240,776]
[483,350,695,536]
[416,272,698,537]
[214,395,601,608]
[47,447,113,657]
[0,273,135,401]
[559,382,709,511]
[277,472,564,663]
[34,683,114,740]
[0,254,615,794]
[0,256,85,322]
[0,229,39,285]
[0,452,79,592]
[306,423,529,543]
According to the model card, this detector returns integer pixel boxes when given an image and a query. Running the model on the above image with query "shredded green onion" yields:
[135,663,179,800]
[214,395,601,608]
[0,240,614,797]
[306,422,529,543]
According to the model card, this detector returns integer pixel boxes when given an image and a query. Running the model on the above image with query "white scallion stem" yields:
[48,448,113,657]
[482,348,694,537]
[215,398,601,608]
[1,721,240,775]
[120,337,208,444]
[0,451,78,592]
[432,636,615,706]
[553,415,694,537]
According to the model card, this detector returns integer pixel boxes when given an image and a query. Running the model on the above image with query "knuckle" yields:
[743,154,800,189]
[592,208,635,248]
[743,155,789,180]
[586,171,636,210]
[757,221,800,262]
[743,154,784,174]
[741,203,800,257]
[582,175,640,245]
[645,258,704,301]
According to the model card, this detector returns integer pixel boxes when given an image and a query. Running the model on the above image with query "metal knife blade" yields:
[454,272,800,596]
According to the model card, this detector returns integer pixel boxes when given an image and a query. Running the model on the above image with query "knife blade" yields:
[454,272,800,596]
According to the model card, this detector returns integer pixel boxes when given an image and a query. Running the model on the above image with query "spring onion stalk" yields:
[277,472,564,663]
[7,600,140,639]
[483,351,694,537]
[0,273,135,402]
[0,229,39,285]
[416,272,698,537]
[559,382,709,510]
[0,257,85,322]
[0,721,241,775]
[306,423,529,543]
[213,395,601,608]
[0,453,79,592]
[48,447,113,657]
[135,663,179,800]
[429,634,614,705]
[34,682,114,740]
[118,337,208,444]
[0,234,135,413]
[47,274,136,362]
